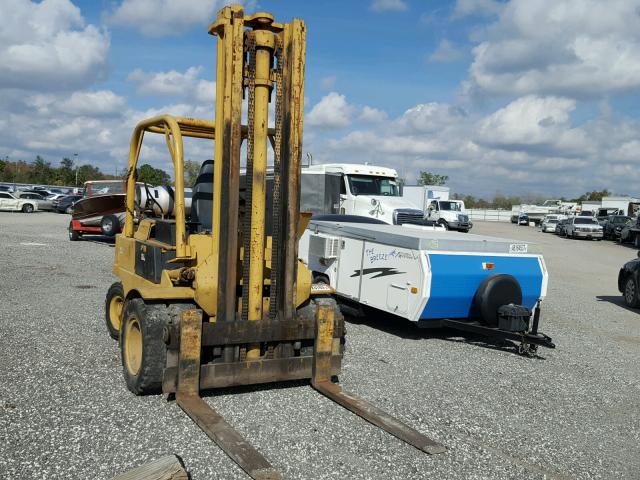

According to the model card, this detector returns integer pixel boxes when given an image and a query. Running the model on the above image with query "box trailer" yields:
[300,219,554,354]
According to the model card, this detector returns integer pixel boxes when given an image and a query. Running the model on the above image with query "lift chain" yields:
[269,36,284,319]
[241,32,257,323]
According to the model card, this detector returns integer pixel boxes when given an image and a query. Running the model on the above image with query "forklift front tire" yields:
[120,299,169,395]
[105,282,125,340]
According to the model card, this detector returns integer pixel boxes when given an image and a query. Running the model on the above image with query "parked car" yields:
[620,217,640,247]
[602,215,632,240]
[510,214,519,224]
[618,252,640,307]
[46,193,66,201]
[555,217,571,236]
[0,191,38,213]
[564,216,603,240]
[14,191,54,211]
[541,218,559,232]
[518,214,529,225]
[54,194,83,214]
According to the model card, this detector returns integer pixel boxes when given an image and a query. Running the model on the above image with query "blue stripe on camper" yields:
[420,253,544,320]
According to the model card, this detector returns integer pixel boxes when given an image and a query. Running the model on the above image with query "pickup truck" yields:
[0,192,38,213]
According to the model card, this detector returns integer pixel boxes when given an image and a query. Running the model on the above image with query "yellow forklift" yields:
[105,5,445,478]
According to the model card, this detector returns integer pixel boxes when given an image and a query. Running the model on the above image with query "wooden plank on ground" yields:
[112,455,188,480]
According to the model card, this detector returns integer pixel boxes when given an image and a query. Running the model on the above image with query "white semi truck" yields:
[402,185,472,232]
[301,164,425,225]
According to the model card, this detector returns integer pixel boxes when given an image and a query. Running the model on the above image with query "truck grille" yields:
[458,214,469,223]
[394,209,424,225]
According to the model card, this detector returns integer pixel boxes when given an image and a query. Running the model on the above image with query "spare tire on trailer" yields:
[473,274,522,327]
[101,215,120,237]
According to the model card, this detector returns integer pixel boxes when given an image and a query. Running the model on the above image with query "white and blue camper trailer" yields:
[300,219,554,353]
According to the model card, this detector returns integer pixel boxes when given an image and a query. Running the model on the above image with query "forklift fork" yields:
[174,303,445,480]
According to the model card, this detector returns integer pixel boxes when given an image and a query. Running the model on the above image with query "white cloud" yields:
[359,106,387,123]
[58,91,127,116]
[0,0,109,91]
[468,0,640,97]
[371,0,408,13]
[320,75,337,89]
[306,92,355,129]
[394,103,466,134]
[128,67,215,104]
[304,96,640,198]
[475,95,591,156]
[452,0,504,18]
[428,39,465,63]
[109,0,230,36]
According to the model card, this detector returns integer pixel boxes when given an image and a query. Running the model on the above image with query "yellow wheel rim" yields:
[109,295,124,332]
[124,317,142,376]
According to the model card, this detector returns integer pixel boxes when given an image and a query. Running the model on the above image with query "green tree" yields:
[58,157,75,185]
[32,156,53,184]
[184,159,202,188]
[77,164,105,185]
[137,163,171,185]
[417,171,448,186]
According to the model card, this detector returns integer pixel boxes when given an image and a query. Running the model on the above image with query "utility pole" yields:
[74,153,79,189]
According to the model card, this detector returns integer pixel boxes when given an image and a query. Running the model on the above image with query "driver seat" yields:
[190,160,214,231]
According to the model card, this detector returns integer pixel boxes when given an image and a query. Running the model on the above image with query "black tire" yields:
[21,203,34,213]
[460,229,469,233]
[101,215,120,237]
[68,223,80,241]
[120,299,170,395]
[438,220,449,230]
[634,235,640,249]
[105,282,125,340]
[473,274,523,327]
[623,276,640,308]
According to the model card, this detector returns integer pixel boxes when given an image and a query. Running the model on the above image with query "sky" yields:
[1,0,640,198]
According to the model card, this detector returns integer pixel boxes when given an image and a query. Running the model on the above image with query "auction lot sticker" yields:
[509,243,528,253]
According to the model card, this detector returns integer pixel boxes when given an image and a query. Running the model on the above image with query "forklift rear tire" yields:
[105,282,125,340]
[120,299,169,395]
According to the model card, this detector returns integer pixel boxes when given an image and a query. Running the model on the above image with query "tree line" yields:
[417,170,617,209]
[0,156,196,187]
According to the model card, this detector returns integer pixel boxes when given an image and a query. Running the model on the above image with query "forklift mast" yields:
[110,6,445,479]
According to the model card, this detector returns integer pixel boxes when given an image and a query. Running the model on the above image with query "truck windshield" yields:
[347,175,399,196]
[439,201,462,211]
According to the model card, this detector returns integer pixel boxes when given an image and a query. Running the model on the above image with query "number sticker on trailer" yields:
[509,243,528,254]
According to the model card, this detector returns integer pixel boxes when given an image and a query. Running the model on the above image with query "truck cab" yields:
[426,199,471,231]
[301,163,424,225]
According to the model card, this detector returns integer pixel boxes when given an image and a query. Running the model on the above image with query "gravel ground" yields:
[1,212,639,479]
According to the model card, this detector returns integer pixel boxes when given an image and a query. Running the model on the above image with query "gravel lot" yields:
[1,212,639,480]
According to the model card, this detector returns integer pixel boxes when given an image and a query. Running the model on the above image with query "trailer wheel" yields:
[68,222,80,241]
[105,282,125,340]
[101,215,120,237]
[120,299,169,395]
[473,274,522,327]
[623,276,640,308]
